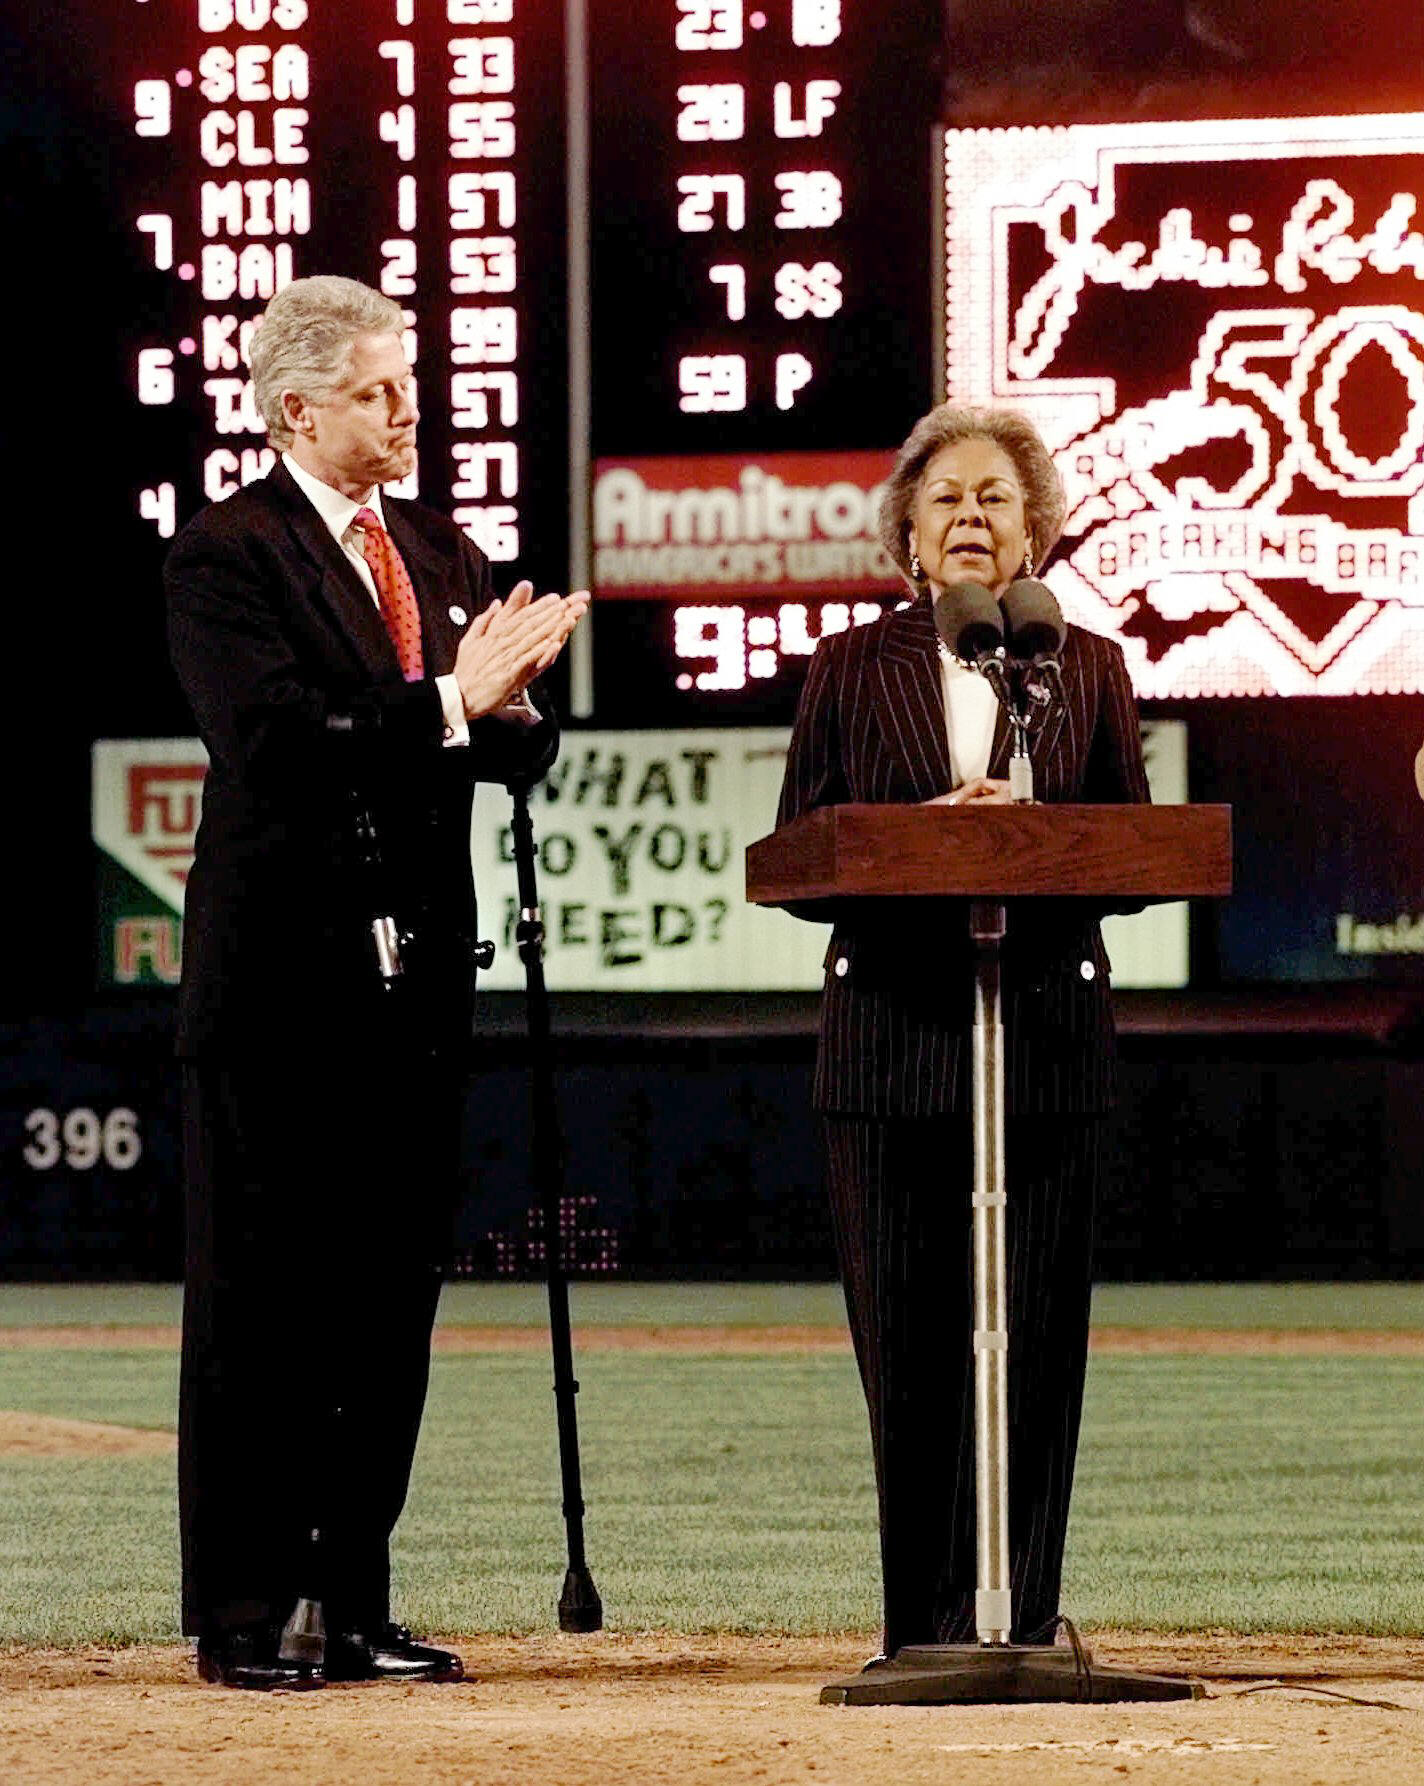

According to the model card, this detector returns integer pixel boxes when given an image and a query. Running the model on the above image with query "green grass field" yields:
[2,1282,1423,1645]
[7,1279,1424,1329]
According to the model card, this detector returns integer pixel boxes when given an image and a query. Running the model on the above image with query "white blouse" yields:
[939,649,999,786]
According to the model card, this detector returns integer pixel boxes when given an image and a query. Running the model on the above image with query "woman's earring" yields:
[1022,543,1035,578]
[909,552,923,581]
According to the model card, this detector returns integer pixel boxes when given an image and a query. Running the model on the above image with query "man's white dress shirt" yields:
[284,453,472,746]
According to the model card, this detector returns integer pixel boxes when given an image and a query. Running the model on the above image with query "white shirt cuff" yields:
[436,673,470,748]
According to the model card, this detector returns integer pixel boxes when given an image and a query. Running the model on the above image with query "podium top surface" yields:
[746,803,1232,904]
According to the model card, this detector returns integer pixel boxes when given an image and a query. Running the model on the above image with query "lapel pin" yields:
[448,604,468,627]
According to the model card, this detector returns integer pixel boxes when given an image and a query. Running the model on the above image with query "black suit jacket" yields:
[776,597,1150,1117]
[166,460,552,1058]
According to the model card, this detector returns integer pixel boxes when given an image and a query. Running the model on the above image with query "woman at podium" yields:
[776,403,1149,1655]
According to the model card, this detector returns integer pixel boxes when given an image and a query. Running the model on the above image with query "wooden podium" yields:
[746,803,1231,1705]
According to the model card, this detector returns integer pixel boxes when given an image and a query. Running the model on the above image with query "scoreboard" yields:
[20,6,1424,729]
[588,0,937,451]
[17,0,947,728]
[8,5,1424,1008]
[119,0,571,600]
[586,0,940,718]
[102,0,941,727]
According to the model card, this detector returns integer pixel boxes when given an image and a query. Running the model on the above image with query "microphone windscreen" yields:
[1000,578,1067,657]
[933,581,1004,660]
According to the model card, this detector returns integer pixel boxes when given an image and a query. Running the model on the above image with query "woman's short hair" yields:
[877,403,1067,587]
[249,276,406,448]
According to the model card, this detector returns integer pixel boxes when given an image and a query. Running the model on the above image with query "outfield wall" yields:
[4,991,1424,1282]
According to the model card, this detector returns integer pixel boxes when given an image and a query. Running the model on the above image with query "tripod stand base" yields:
[558,1565,603,1633]
[820,1643,1203,1705]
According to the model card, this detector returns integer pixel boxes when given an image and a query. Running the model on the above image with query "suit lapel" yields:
[870,599,954,800]
[1029,666,1069,785]
[264,462,399,678]
[263,464,468,681]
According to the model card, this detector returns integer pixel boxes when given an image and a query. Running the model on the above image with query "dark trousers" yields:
[178,1046,465,1640]
[823,1111,1102,1653]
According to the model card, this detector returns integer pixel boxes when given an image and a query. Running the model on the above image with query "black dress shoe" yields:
[325,1623,464,1683]
[196,1627,325,1691]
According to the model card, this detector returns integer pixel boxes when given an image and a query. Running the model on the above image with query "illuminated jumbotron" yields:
[944,111,1424,697]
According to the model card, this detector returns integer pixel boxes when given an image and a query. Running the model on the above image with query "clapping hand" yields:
[454,582,590,719]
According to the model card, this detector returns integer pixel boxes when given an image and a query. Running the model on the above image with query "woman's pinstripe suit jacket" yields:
[776,595,1151,1120]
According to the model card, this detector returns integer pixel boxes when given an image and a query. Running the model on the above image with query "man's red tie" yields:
[353,507,424,681]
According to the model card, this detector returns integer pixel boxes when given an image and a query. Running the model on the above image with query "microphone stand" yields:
[507,776,603,1633]
[992,657,1062,806]
[1006,712,1035,805]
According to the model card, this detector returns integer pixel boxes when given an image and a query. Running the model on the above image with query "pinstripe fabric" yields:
[777,595,1149,1650]
[776,597,1150,1117]
[824,1112,1101,1650]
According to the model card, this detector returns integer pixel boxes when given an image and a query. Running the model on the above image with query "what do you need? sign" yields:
[470,728,824,992]
[470,721,1189,993]
[93,725,1188,994]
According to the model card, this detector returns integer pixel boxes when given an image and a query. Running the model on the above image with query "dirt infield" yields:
[0,1410,174,1457]
[3,1632,1424,1786]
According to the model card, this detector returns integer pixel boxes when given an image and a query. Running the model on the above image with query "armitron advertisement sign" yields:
[944,112,1424,697]
[591,451,901,601]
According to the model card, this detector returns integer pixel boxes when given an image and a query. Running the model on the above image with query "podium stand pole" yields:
[970,901,1012,1646]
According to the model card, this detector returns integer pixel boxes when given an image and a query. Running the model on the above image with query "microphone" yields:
[996,579,1067,803]
[933,580,1005,666]
[932,579,1067,804]
[999,578,1066,661]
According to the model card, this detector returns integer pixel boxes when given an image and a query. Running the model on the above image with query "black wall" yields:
[5,992,1424,1283]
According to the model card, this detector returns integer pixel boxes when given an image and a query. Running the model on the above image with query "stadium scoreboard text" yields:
[585,0,939,712]
[120,1,938,719]
[119,5,1424,707]
[126,0,568,593]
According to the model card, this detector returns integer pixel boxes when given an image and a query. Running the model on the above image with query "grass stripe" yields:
[4,1348,1424,1642]
[5,1281,1424,1332]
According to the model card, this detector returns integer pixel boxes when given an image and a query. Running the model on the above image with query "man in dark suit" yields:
[777,406,1148,1656]
[166,275,587,1690]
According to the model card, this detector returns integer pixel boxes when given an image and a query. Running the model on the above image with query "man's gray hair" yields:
[877,403,1067,589]
[249,276,406,448]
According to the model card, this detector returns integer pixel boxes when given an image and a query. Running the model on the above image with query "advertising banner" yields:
[470,728,827,991]
[591,451,902,601]
[92,739,209,988]
[94,726,1190,994]
[944,112,1424,698]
